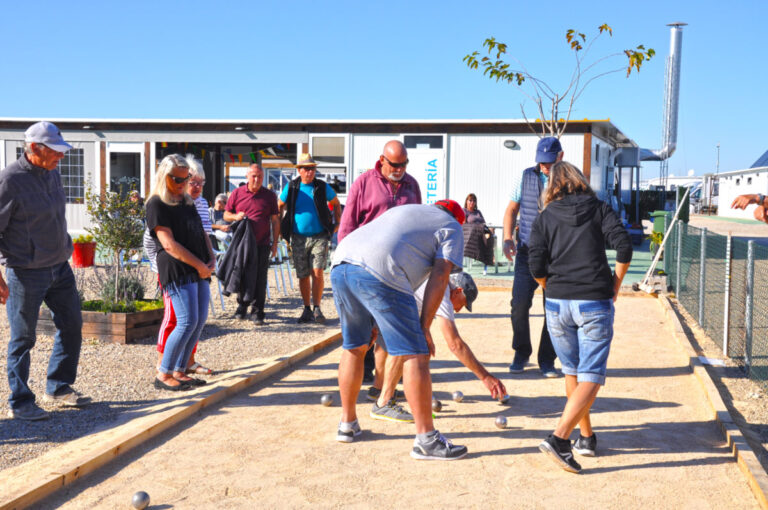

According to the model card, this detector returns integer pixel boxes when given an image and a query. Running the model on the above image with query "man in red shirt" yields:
[224,164,280,324]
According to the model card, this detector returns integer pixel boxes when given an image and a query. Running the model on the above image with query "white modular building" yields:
[713,166,768,220]
[0,118,639,233]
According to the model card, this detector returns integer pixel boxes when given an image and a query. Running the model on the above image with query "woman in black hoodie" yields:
[528,161,632,473]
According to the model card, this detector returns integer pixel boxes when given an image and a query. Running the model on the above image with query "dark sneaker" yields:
[313,307,326,324]
[539,434,582,473]
[366,386,405,402]
[509,356,529,373]
[43,390,92,407]
[411,430,468,460]
[370,398,414,423]
[254,309,266,325]
[336,421,362,443]
[297,308,314,324]
[7,403,49,421]
[234,304,247,320]
[573,433,597,457]
[540,365,559,378]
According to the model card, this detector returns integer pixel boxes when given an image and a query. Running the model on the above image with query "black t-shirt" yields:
[145,195,210,287]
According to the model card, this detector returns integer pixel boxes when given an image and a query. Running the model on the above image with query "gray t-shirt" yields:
[332,204,464,295]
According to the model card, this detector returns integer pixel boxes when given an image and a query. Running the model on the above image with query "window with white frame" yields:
[310,135,347,194]
[16,147,85,203]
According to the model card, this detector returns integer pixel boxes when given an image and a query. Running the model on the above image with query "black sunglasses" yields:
[168,174,190,184]
[383,156,409,169]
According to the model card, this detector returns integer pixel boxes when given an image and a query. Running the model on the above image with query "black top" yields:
[528,193,633,300]
[145,195,210,287]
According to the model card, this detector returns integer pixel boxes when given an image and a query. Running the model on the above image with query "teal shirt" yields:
[279,181,337,236]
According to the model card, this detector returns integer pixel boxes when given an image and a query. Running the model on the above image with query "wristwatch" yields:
[758,194,765,207]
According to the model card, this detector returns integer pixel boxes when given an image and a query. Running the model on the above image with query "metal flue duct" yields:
[640,22,687,162]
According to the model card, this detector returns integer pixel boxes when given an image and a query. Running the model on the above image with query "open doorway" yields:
[110,152,141,197]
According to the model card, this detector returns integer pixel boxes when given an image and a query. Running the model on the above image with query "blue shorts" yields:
[544,298,614,385]
[330,263,428,356]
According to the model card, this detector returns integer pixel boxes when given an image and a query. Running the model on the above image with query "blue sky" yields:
[1,0,764,180]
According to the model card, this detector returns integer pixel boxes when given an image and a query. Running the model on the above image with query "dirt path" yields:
[37,293,759,509]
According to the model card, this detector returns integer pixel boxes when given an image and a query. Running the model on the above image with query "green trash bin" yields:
[650,210,672,235]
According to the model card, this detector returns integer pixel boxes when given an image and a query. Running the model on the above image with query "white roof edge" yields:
[0,117,617,125]
[706,166,768,178]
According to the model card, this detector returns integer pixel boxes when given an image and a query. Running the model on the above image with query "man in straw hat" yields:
[278,154,341,324]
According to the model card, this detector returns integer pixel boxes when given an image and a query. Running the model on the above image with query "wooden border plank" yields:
[0,332,341,510]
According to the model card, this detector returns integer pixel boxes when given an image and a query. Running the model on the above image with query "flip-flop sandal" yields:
[186,362,213,375]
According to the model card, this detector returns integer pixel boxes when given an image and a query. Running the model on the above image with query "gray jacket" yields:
[0,155,73,268]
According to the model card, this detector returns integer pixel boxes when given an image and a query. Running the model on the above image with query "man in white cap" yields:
[0,121,90,421]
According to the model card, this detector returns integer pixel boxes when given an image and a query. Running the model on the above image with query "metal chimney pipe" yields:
[640,22,687,162]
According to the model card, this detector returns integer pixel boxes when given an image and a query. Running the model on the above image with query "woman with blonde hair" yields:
[528,160,633,473]
[146,154,215,391]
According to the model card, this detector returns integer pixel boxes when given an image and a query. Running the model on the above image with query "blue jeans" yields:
[510,246,556,366]
[6,262,83,410]
[544,298,615,385]
[331,264,428,356]
[159,280,210,374]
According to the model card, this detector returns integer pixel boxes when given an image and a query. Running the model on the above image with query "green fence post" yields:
[698,228,707,325]
[723,233,731,357]
[676,220,683,294]
[745,240,755,372]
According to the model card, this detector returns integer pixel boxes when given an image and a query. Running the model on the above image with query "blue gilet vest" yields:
[517,165,544,248]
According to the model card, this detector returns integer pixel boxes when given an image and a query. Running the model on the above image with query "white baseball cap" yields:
[24,121,72,153]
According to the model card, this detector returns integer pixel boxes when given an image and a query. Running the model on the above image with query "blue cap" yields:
[535,137,562,163]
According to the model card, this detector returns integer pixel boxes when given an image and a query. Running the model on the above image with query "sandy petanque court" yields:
[27,291,761,508]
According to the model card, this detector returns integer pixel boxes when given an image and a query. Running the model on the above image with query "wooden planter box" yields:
[37,306,165,344]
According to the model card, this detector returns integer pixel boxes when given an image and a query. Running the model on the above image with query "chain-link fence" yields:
[666,221,768,390]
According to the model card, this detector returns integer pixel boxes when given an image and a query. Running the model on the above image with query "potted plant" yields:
[71,233,96,268]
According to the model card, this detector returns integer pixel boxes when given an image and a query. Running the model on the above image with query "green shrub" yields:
[100,274,145,303]
[81,299,163,313]
[73,234,94,244]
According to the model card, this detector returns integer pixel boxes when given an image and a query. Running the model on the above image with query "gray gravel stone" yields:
[0,266,338,471]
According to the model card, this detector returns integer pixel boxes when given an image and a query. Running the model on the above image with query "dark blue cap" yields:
[535,137,562,163]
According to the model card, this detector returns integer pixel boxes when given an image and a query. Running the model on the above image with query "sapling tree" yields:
[463,24,655,138]
[84,180,145,303]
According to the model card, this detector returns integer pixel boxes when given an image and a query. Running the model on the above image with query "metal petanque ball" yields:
[452,391,464,403]
[132,491,150,510]
[321,394,333,407]
[495,415,507,429]
[431,399,442,412]
[499,394,511,405]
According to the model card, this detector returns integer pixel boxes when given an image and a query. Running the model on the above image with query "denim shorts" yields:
[544,298,614,385]
[330,263,428,356]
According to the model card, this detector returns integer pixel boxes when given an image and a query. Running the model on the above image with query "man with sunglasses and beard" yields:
[0,122,91,420]
[337,140,422,406]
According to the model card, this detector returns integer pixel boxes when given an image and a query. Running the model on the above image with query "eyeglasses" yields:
[383,156,409,169]
[299,166,317,172]
[188,180,205,187]
[168,174,190,184]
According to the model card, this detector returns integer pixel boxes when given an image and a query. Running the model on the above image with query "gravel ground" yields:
[0,264,339,471]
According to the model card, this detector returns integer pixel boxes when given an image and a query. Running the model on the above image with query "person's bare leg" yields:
[565,375,596,437]
[298,276,311,306]
[554,379,600,439]
[377,353,404,407]
[311,268,324,307]
[338,345,367,423]
[402,354,434,434]
[372,342,387,389]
